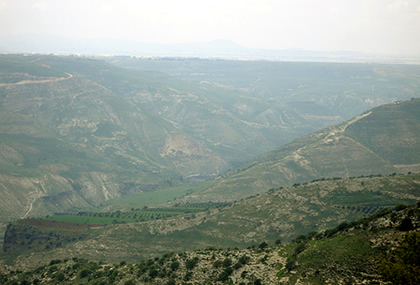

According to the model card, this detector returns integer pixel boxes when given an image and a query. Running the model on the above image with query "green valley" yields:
[1,54,418,238]
[1,54,420,284]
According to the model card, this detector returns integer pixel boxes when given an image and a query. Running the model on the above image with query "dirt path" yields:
[323,111,372,144]
[0,72,73,87]
[292,111,373,159]
[21,183,47,219]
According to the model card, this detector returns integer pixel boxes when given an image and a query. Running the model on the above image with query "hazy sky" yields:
[1,0,420,55]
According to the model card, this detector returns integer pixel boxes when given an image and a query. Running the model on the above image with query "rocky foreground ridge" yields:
[1,202,418,284]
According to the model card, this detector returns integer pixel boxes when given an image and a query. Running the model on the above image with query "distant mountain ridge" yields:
[1,35,419,63]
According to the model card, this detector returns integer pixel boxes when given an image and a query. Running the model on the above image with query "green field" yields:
[43,201,230,225]
[102,180,217,209]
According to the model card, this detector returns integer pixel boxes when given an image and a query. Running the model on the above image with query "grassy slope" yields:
[1,203,418,284]
[175,98,420,202]
[345,98,420,164]
[2,174,419,267]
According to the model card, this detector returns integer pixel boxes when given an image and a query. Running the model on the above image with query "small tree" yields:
[185,257,199,270]
[258,241,268,250]
[170,261,180,271]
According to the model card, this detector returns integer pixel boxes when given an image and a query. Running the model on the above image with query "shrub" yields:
[294,242,306,256]
[306,231,317,240]
[338,222,349,231]
[170,261,180,271]
[79,268,90,278]
[184,271,193,281]
[49,259,62,266]
[379,232,420,284]
[294,234,306,243]
[149,269,158,279]
[285,257,296,272]
[399,217,414,231]
[222,258,232,267]
[395,204,407,211]
[258,241,269,250]
[325,227,339,238]
[185,257,199,270]
[212,259,223,268]
[55,272,65,282]
[218,266,233,281]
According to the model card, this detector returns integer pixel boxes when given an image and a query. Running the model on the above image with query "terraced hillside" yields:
[1,202,419,284]
[2,173,419,267]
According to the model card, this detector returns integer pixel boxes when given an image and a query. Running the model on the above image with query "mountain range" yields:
[2,36,419,63]
[0,54,419,255]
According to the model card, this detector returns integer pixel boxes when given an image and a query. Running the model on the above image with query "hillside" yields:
[2,173,419,268]
[179,98,420,202]
[1,54,420,247]
[109,57,420,120]
[1,202,418,284]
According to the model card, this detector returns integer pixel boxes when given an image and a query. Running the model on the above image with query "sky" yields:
[1,0,420,56]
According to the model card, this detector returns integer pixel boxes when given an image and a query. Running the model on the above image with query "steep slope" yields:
[1,203,418,284]
[1,54,420,247]
[34,56,322,166]
[0,55,227,243]
[2,174,419,267]
[184,98,420,202]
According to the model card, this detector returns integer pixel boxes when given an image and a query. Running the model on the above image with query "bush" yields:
[222,258,232,267]
[79,268,90,278]
[285,257,296,272]
[325,227,339,238]
[294,234,306,243]
[218,266,233,281]
[338,222,349,231]
[185,257,199,270]
[258,241,269,250]
[379,232,420,284]
[149,269,158,279]
[170,261,180,271]
[184,271,193,281]
[238,255,250,265]
[213,260,223,268]
[55,272,65,282]
[306,231,317,240]
[395,204,407,211]
[294,242,306,256]
[399,217,414,231]
[49,259,62,266]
